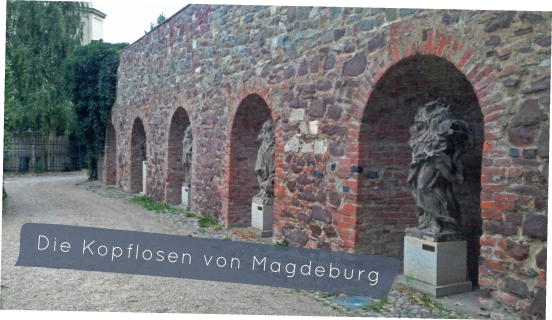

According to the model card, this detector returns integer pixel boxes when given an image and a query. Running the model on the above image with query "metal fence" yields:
[3,135,86,172]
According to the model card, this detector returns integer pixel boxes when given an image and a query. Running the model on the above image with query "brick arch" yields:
[164,106,192,205]
[129,116,147,194]
[343,30,498,281]
[104,122,117,185]
[222,79,283,229]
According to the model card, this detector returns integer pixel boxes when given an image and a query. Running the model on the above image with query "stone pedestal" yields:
[399,229,472,297]
[181,183,191,211]
[139,161,147,195]
[248,200,273,238]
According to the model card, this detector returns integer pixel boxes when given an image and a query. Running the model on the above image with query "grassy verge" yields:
[130,195,183,214]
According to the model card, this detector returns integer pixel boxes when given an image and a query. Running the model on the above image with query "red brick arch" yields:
[221,79,284,229]
[164,105,192,205]
[340,30,501,281]
[129,116,148,194]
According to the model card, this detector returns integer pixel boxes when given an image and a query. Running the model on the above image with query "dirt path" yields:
[1,172,342,315]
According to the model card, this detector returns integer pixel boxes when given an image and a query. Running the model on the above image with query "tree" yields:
[144,12,166,34]
[64,40,128,180]
[2,57,12,208]
[5,1,88,136]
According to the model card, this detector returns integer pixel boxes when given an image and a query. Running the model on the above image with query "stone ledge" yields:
[398,274,472,298]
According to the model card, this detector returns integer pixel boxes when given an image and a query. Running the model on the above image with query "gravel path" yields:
[1,172,343,315]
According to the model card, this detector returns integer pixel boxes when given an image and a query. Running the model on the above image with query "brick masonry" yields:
[104,6,550,319]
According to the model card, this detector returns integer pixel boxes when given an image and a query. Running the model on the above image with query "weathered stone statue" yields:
[182,126,193,185]
[407,98,474,235]
[140,139,147,161]
[253,119,276,204]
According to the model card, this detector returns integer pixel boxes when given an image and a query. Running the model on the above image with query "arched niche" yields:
[166,107,192,205]
[357,55,484,283]
[130,117,147,194]
[228,94,273,227]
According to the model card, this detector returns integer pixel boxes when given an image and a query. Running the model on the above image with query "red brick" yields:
[481,201,506,210]
[426,30,434,54]
[483,142,494,149]
[479,278,498,289]
[507,168,523,177]
[484,112,501,123]
[343,241,355,248]
[337,221,349,228]
[480,236,497,246]
[493,193,515,203]
[477,75,497,93]
[492,291,516,306]
[436,35,447,56]
[482,210,503,221]
[482,167,506,175]
[393,43,400,62]
[343,204,357,211]
[344,180,359,187]
[486,260,502,269]
[343,217,356,224]
[459,47,473,70]
[481,175,493,183]
[338,209,351,216]
[482,184,505,192]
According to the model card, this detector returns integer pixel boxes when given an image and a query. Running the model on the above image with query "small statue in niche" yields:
[140,139,147,161]
[182,126,193,185]
[407,98,474,234]
[253,119,276,204]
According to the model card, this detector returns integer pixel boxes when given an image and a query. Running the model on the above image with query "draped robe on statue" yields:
[254,119,275,203]
[407,98,474,234]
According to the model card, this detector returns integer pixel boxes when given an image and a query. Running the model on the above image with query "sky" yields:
[92,1,188,44]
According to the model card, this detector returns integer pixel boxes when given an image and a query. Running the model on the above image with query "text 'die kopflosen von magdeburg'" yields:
[17,223,399,298]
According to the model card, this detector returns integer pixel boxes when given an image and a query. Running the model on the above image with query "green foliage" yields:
[361,299,388,312]
[435,301,451,312]
[63,40,128,179]
[2,57,13,208]
[35,160,45,173]
[276,239,289,246]
[319,292,340,298]
[198,214,218,228]
[223,237,231,241]
[185,212,196,217]
[145,12,167,34]
[421,293,431,307]
[0,284,8,318]
[130,195,183,214]
[5,1,88,136]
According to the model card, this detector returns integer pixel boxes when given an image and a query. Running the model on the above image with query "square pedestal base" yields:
[404,236,467,286]
[247,227,273,238]
[182,185,191,208]
[251,202,273,238]
[398,275,472,298]
[401,235,472,297]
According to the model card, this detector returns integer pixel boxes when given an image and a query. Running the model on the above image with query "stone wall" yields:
[106,5,550,319]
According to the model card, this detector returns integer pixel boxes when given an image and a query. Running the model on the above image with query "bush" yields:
[63,41,128,180]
